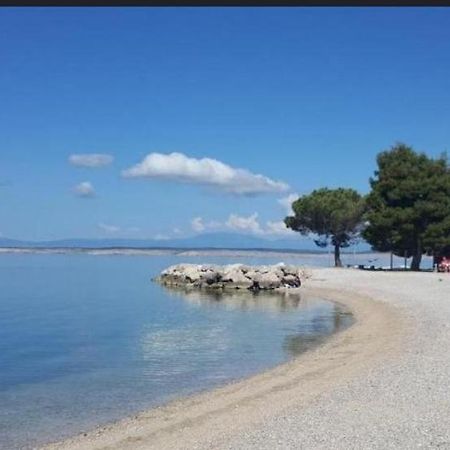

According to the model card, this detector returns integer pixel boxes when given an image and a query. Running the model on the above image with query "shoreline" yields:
[43,270,407,450]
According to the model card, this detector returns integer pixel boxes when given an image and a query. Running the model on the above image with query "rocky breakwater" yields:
[154,263,305,291]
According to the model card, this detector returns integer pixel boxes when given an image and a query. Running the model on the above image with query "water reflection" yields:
[159,285,354,359]
[283,303,354,357]
[159,285,304,313]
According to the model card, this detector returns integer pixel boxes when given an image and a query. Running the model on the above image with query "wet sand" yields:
[44,267,416,450]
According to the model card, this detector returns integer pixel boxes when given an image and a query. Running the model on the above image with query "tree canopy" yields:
[284,188,365,267]
[363,143,450,270]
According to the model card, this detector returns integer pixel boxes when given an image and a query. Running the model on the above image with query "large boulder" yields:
[244,269,262,282]
[258,271,282,289]
[199,269,221,285]
[183,265,202,283]
[222,268,253,289]
[280,273,301,287]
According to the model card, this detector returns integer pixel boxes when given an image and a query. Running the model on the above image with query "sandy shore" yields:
[44,268,450,450]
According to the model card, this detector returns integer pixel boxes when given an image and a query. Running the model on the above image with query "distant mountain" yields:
[0,233,371,252]
[0,238,35,247]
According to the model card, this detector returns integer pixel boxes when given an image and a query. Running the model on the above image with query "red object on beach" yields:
[438,257,450,273]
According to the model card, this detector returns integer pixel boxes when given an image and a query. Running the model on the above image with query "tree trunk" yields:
[411,252,422,271]
[334,244,342,267]
[433,253,439,271]
[410,239,422,271]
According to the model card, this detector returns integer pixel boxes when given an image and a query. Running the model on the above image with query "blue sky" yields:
[1,7,450,241]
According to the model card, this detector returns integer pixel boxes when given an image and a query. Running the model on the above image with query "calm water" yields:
[0,254,353,450]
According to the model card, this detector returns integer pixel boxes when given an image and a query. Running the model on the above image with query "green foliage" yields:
[284,188,365,267]
[423,216,450,258]
[363,143,450,270]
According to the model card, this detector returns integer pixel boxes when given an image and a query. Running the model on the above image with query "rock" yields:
[222,269,253,289]
[281,274,301,287]
[155,263,303,291]
[259,271,282,289]
[200,270,221,285]
[245,270,262,282]
[183,266,202,283]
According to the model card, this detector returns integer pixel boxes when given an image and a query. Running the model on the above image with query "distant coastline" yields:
[0,232,373,253]
[0,246,374,257]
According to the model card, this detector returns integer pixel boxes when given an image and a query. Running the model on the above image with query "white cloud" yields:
[190,217,222,233]
[73,181,95,198]
[278,193,299,215]
[98,223,120,233]
[122,152,289,195]
[225,213,263,235]
[189,213,297,238]
[69,153,114,168]
[265,220,296,236]
[191,217,205,233]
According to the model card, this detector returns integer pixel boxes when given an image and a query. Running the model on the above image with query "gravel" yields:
[222,269,450,449]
